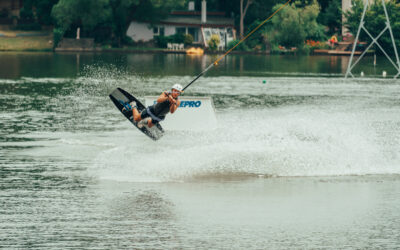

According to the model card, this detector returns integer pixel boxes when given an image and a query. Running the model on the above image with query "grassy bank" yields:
[0,31,53,51]
[101,46,165,52]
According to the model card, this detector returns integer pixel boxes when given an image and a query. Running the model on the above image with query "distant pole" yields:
[76,27,80,40]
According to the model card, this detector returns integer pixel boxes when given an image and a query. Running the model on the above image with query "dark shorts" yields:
[140,108,165,124]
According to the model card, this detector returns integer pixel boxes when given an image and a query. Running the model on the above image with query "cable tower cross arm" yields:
[345,0,400,79]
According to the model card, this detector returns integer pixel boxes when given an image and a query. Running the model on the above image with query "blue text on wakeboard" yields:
[153,100,201,108]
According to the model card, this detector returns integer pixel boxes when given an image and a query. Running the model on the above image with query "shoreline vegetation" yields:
[0,44,369,56]
[0,30,364,55]
[0,31,269,53]
[2,0,395,56]
[0,0,397,56]
[0,40,369,56]
[0,31,53,51]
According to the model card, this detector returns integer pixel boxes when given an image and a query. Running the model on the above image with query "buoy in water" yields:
[262,80,266,84]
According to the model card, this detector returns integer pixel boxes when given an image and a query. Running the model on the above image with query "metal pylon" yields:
[345,0,400,79]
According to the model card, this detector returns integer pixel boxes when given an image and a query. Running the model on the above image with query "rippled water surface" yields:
[1,53,400,249]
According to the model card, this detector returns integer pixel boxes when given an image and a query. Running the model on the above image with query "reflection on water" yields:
[0,52,397,79]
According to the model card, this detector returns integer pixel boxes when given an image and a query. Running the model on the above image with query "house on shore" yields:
[126,1,236,48]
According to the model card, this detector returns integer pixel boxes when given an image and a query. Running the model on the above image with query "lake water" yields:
[0,51,398,79]
[1,52,400,249]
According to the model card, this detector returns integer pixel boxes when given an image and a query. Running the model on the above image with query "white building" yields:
[126,1,236,48]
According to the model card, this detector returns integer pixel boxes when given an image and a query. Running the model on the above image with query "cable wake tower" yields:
[345,0,400,79]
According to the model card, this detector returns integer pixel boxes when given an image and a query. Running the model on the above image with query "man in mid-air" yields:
[123,84,182,128]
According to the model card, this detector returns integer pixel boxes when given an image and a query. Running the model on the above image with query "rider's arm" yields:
[156,92,168,103]
[170,99,180,114]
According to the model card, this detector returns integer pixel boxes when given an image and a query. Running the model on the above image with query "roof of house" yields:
[170,11,226,17]
[134,11,235,28]
[132,10,235,28]
[159,15,234,28]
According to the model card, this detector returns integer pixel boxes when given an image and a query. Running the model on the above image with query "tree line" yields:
[14,0,400,52]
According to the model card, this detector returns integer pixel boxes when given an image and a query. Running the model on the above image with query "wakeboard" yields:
[109,88,164,141]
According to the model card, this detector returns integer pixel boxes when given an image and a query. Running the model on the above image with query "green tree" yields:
[244,19,269,49]
[318,0,341,35]
[19,1,35,22]
[239,0,253,39]
[20,0,58,25]
[268,4,305,48]
[227,39,249,51]
[266,0,324,49]
[34,0,60,25]
[108,0,139,47]
[208,34,220,50]
[52,0,111,34]
[301,0,326,41]
[184,34,194,45]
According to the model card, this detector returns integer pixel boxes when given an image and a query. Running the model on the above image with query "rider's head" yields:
[171,84,183,98]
